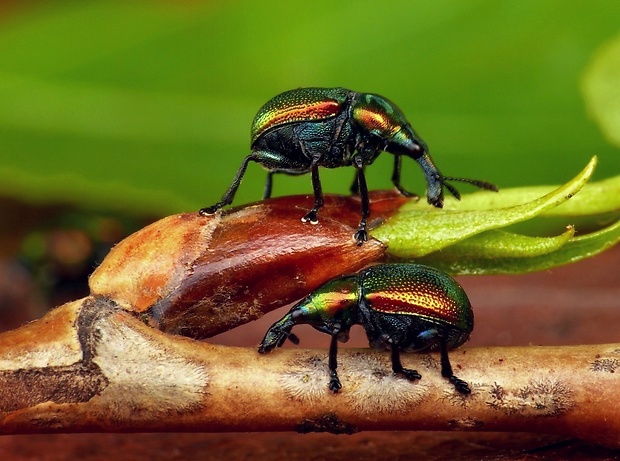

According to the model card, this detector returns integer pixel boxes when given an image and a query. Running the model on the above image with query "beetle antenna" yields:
[287,332,300,345]
[440,176,498,200]
[443,176,499,192]
[439,178,462,201]
[276,332,300,348]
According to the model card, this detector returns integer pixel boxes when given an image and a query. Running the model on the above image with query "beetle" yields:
[199,87,498,244]
[258,263,473,394]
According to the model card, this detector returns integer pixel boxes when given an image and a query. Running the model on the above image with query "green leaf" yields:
[417,220,620,275]
[443,174,620,217]
[582,32,620,149]
[372,156,598,258]
[421,226,575,260]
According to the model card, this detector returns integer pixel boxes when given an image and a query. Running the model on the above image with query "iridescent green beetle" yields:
[258,263,473,394]
[200,88,497,244]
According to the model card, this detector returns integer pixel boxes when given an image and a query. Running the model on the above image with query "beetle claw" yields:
[329,374,342,394]
[354,228,368,245]
[449,375,471,394]
[399,368,422,382]
[301,210,319,225]
[394,185,419,200]
[199,205,219,216]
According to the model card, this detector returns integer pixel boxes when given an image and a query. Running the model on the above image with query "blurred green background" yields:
[0,0,619,320]
[1,0,619,215]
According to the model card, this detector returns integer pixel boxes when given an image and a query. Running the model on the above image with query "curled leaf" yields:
[416,226,575,266]
[373,156,598,258]
[421,219,620,275]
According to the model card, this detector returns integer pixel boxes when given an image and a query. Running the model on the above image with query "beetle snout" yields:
[391,137,426,159]
[426,179,444,208]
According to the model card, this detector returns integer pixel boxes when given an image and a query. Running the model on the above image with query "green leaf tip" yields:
[417,220,620,275]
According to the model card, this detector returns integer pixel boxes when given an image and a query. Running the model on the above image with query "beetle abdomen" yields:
[360,264,473,333]
[251,87,350,144]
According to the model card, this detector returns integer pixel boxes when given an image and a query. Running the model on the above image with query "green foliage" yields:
[583,31,620,149]
[0,1,619,216]
[374,157,620,274]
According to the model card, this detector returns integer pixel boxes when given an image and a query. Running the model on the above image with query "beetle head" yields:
[351,93,426,152]
[352,94,497,207]
[289,276,359,341]
[257,311,299,352]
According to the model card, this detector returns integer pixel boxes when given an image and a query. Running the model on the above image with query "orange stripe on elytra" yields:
[258,101,341,135]
[366,291,459,323]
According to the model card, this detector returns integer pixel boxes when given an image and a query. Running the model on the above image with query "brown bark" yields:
[1,297,619,448]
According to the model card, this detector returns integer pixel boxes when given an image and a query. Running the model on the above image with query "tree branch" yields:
[1,297,619,448]
[2,190,618,447]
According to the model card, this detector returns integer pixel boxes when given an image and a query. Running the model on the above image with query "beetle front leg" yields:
[391,155,419,199]
[439,339,471,394]
[390,343,422,382]
[328,324,343,393]
[352,157,369,245]
[349,167,365,195]
[200,154,256,215]
[301,164,324,225]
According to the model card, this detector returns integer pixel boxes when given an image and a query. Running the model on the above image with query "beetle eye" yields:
[412,141,425,154]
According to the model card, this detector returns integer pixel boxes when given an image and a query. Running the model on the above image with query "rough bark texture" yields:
[1,295,619,449]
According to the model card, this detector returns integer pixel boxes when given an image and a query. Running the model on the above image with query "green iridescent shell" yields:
[360,264,473,332]
[250,87,350,144]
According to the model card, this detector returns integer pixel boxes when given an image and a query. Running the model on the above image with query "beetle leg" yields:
[349,167,364,195]
[301,164,324,225]
[263,171,274,199]
[439,338,471,394]
[390,344,422,382]
[199,154,255,215]
[328,324,343,393]
[391,155,419,199]
[352,157,369,245]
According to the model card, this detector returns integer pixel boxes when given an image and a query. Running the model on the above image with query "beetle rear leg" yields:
[439,339,471,394]
[263,171,275,199]
[301,164,324,225]
[200,154,255,215]
[391,155,419,199]
[390,344,422,382]
[328,324,343,393]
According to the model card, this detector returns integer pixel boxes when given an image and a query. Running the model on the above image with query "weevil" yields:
[200,88,497,244]
[258,263,473,394]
